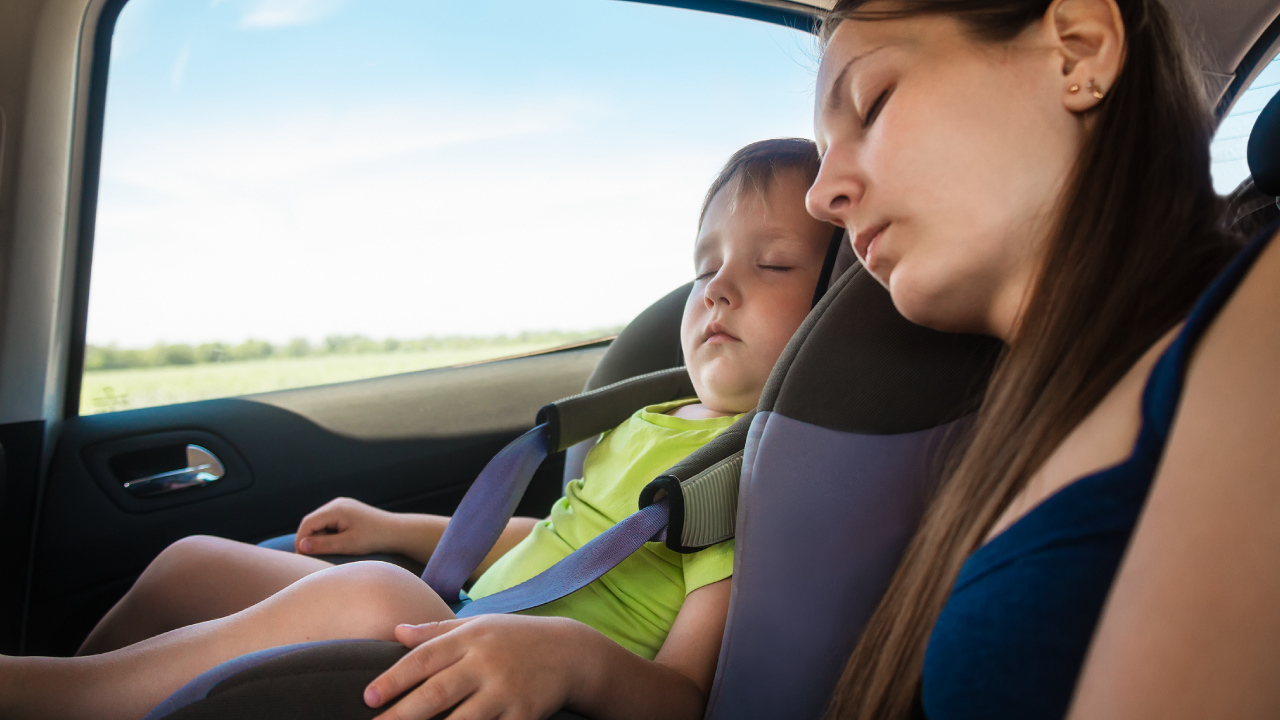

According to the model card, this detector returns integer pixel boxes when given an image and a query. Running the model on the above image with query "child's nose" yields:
[703,270,737,308]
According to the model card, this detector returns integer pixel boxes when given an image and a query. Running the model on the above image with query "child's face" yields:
[682,169,834,414]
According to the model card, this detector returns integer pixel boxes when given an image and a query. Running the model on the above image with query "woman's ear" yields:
[1046,0,1126,113]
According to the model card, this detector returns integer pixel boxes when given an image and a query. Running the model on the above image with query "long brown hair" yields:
[823,1,1241,718]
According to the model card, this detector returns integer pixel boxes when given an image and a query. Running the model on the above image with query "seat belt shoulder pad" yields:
[638,411,752,553]
[536,367,695,453]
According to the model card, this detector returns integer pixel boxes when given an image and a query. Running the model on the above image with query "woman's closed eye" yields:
[861,87,892,129]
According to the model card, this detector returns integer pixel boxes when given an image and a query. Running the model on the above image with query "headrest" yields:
[581,282,689,391]
[762,263,1002,433]
[1247,87,1280,196]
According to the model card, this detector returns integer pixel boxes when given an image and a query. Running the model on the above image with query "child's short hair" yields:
[699,138,821,230]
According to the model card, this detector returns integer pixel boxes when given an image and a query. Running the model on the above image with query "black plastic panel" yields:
[0,420,43,654]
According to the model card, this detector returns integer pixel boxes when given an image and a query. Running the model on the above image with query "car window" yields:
[1210,54,1280,194]
[81,0,818,415]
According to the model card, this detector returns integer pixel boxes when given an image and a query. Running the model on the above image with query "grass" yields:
[79,340,582,415]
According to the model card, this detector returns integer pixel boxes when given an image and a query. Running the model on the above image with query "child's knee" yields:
[300,561,444,636]
[155,534,240,568]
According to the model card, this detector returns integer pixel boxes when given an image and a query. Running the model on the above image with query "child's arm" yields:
[296,497,537,574]
[364,578,733,720]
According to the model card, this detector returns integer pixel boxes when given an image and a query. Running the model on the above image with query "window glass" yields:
[84,0,818,414]
[1210,54,1280,193]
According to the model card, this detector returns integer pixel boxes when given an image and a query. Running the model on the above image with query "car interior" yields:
[1,0,1279,718]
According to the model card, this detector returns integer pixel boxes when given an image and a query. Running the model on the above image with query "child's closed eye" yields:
[759,265,794,272]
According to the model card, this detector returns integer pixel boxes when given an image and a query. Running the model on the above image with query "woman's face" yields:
[807,10,1085,339]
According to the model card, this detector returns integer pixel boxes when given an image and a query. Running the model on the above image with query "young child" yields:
[1,138,836,720]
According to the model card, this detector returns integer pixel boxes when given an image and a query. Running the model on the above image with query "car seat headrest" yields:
[812,226,846,307]
[1247,87,1280,196]
[763,263,1003,433]
[581,282,689,391]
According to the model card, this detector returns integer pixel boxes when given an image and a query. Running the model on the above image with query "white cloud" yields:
[240,0,345,28]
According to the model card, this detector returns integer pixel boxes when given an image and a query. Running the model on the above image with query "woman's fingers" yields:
[396,619,472,648]
[370,665,478,720]
[367,623,471,708]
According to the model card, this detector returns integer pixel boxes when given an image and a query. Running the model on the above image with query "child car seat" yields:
[143,254,1001,719]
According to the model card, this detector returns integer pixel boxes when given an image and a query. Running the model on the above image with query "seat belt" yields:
[421,423,553,606]
[422,367,698,605]
[455,413,752,617]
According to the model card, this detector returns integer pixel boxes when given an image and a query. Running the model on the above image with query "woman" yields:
[806,0,1278,718]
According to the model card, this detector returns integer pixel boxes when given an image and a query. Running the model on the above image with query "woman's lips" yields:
[854,223,888,266]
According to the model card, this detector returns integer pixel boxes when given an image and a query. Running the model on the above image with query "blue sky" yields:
[88,0,820,346]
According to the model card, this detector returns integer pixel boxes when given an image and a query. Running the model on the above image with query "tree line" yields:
[84,330,619,371]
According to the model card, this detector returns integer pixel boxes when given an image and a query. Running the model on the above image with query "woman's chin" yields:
[888,275,990,335]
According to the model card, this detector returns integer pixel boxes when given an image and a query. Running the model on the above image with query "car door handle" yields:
[122,444,225,497]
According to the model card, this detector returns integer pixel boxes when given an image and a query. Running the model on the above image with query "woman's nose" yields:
[806,153,864,227]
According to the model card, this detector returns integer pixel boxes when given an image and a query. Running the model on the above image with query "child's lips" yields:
[704,322,740,344]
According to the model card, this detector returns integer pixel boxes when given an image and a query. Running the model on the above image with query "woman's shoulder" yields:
[1066,224,1280,719]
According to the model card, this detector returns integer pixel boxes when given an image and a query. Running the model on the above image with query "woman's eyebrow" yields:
[825,45,887,112]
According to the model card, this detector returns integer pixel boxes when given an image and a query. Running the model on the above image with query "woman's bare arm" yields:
[1068,229,1280,719]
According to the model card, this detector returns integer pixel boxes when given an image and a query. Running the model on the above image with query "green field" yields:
[80,341,575,415]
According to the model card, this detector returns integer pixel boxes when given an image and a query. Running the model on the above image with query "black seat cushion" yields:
[161,639,587,720]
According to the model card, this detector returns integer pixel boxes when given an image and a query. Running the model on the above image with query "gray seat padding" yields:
[703,263,999,719]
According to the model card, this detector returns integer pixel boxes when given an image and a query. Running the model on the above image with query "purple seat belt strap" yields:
[458,499,670,617]
[422,423,552,604]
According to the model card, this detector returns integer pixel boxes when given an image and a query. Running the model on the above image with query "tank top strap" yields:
[1138,221,1279,459]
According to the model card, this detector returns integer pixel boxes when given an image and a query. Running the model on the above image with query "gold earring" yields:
[1087,79,1105,99]
[1069,83,1080,93]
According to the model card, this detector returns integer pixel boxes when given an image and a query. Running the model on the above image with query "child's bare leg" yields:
[78,535,334,656]
[0,560,453,720]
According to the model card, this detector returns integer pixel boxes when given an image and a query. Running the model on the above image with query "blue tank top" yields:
[920,224,1276,720]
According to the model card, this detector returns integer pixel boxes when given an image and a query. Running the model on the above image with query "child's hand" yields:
[295,497,403,556]
[364,615,593,720]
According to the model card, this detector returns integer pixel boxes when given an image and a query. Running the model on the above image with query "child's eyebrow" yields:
[693,235,717,262]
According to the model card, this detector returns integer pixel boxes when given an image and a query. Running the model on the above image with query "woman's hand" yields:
[295,497,412,557]
[364,615,592,720]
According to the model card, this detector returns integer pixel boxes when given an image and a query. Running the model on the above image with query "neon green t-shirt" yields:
[468,398,739,659]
